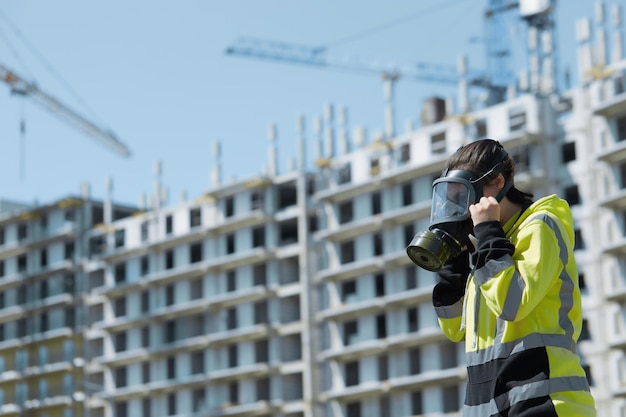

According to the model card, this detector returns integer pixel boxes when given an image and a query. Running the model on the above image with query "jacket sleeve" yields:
[433,251,470,342]
[472,216,565,322]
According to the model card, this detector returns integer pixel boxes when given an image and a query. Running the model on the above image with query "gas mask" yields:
[406,148,512,271]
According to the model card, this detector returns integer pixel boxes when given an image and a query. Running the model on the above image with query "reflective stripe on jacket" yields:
[434,194,596,416]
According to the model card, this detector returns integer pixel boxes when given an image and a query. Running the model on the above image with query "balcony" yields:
[150,334,210,358]
[206,285,274,311]
[23,328,73,344]
[101,383,148,401]
[612,383,626,398]
[94,212,262,265]
[514,167,547,190]
[319,326,445,362]
[0,240,26,260]
[603,237,626,256]
[383,249,415,269]
[83,395,107,411]
[0,305,23,324]
[211,247,269,272]
[23,223,78,251]
[273,282,301,298]
[211,210,268,236]
[22,260,74,282]
[608,332,626,350]
[98,299,208,334]
[0,370,20,383]
[101,259,217,298]
[272,401,306,416]
[315,216,383,242]
[24,394,73,411]
[100,223,209,264]
[275,361,305,376]
[389,366,466,390]
[141,259,210,288]
[209,400,272,417]
[98,348,150,367]
[321,380,387,402]
[274,205,300,222]
[150,298,211,322]
[25,361,73,377]
[318,299,386,322]
[597,140,626,164]
[381,200,430,228]
[600,187,626,210]
[500,131,543,150]
[317,257,384,283]
[22,293,73,315]
[386,327,448,350]
[385,286,433,308]
[606,286,626,303]
[99,278,148,299]
[150,373,207,395]
[377,154,448,189]
[274,240,306,259]
[0,273,21,291]
[204,174,273,200]
[209,324,269,346]
[98,243,150,265]
[0,404,20,416]
[110,373,208,400]
[319,339,386,362]
[0,338,22,351]
[274,320,305,337]
[320,286,433,324]
[0,232,73,261]
[209,363,269,383]
[593,88,626,118]
[314,177,383,205]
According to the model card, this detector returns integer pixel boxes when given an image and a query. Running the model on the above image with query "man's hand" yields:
[469,196,500,226]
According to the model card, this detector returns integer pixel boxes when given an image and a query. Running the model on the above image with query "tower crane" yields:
[225,36,505,140]
[224,1,558,108]
[0,61,131,158]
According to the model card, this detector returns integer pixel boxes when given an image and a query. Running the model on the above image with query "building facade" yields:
[0,92,613,417]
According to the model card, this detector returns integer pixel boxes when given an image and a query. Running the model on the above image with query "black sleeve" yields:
[433,250,470,307]
[471,220,515,270]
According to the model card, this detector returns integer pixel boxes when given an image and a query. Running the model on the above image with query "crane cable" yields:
[0,23,31,180]
[320,0,469,49]
[19,98,26,181]
[311,0,476,84]
[0,24,35,82]
[0,11,107,127]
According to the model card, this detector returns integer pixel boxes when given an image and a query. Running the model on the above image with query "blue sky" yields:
[0,0,607,207]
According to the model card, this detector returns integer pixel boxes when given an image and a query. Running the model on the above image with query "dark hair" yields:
[446,139,534,204]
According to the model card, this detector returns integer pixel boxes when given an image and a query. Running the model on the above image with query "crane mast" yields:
[0,62,131,158]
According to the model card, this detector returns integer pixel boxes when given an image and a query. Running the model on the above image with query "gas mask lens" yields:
[406,173,478,272]
[430,181,471,224]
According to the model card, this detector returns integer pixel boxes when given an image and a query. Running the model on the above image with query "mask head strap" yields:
[442,142,513,202]
[484,146,513,202]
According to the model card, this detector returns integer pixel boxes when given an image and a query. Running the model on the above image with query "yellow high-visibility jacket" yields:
[434,194,596,416]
